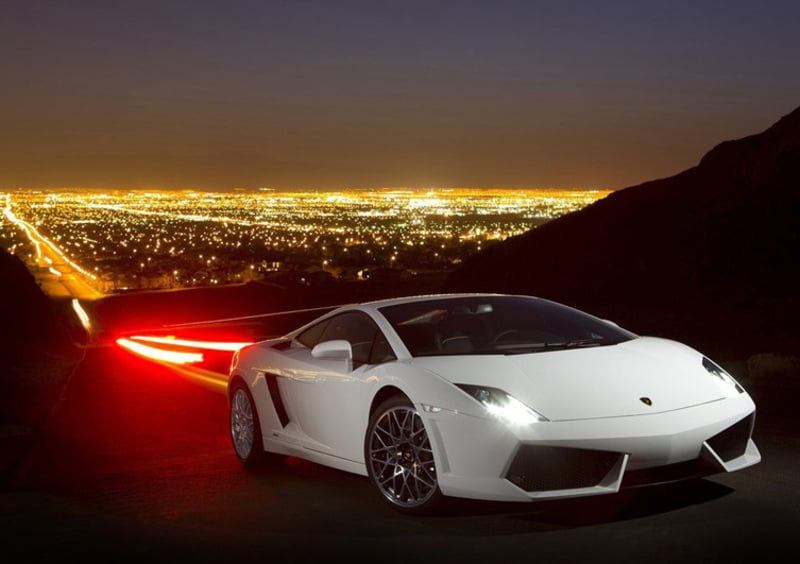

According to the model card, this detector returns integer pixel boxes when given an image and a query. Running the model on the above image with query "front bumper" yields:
[423,392,760,502]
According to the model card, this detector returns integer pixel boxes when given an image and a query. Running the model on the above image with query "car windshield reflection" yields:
[379,296,636,357]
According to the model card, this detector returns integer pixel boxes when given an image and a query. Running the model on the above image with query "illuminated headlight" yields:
[703,357,744,397]
[457,385,548,425]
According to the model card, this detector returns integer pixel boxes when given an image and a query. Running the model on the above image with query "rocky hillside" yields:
[445,106,800,309]
[0,249,81,426]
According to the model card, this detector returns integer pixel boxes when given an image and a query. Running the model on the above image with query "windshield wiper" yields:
[509,339,605,352]
[494,338,608,355]
[557,338,606,349]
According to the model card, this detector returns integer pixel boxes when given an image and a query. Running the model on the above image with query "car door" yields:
[279,311,396,462]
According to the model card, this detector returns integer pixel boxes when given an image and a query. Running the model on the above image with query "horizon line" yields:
[3,185,615,193]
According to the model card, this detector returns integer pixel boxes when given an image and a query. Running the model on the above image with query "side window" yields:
[296,319,329,349]
[317,312,396,368]
[369,331,396,365]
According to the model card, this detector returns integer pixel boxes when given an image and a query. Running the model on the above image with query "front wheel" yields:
[365,395,443,515]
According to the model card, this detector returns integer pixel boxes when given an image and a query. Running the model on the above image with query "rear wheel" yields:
[365,395,442,515]
[229,381,264,465]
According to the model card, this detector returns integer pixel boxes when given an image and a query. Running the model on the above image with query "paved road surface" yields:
[1,344,798,563]
[21,222,104,301]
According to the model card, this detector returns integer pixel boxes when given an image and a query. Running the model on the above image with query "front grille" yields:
[707,413,754,462]
[506,445,621,492]
[621,457,719,488]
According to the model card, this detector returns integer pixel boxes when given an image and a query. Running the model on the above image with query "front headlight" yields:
[703,357,744,397]
[456,385,548,425]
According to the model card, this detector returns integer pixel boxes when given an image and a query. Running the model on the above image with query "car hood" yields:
[409,337,731,421]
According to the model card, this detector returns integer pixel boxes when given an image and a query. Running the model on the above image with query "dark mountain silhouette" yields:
[0,248,60,341]
[445,106,800,311]
[0,249,82,426]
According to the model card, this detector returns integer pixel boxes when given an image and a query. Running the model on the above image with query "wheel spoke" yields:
[368,403,439,510]
[231,389,254,457]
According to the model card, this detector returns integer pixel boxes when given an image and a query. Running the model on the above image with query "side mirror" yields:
[312,339,353,361]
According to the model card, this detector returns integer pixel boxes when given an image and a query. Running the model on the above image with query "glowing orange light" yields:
[71,298,92,331]
[116,338,204,364]
[4,194,98,281]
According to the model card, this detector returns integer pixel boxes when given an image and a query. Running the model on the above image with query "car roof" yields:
[351,292,524,312]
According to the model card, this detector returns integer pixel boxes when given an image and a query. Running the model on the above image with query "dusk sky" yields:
[2,0,799,191]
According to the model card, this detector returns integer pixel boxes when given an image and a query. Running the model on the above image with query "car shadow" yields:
[431,478,734,530]
[244,455,735,535]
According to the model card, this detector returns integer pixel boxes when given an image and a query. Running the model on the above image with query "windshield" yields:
[379,296,636,357]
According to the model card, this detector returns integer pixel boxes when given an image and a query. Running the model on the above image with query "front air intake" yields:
[506,445,622,492]
[706,413,754,462]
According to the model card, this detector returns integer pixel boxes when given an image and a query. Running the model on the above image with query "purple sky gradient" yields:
[2,0,798,191]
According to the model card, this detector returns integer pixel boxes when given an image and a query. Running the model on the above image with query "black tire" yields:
[229,380,265,466]
[365,395,443,515]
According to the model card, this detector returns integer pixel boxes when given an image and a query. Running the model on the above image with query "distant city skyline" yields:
[2,188,609,293]
[2,1,798,192]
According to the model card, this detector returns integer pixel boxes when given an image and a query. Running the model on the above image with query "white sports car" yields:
[228,293,761,514]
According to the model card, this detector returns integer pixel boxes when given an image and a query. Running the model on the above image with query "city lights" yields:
[1,188,611,292]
